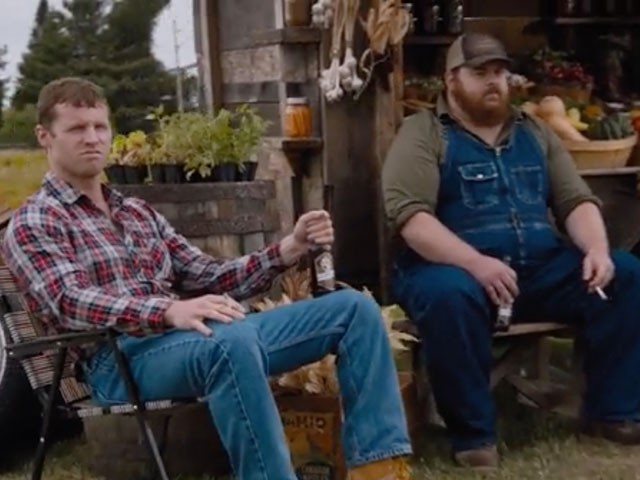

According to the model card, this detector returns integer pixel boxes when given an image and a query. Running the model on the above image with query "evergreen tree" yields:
[35,0,49,31]
[102,0,173,132]
[0,46,7,127]
[12,11,74,108]
[12,0,174,133]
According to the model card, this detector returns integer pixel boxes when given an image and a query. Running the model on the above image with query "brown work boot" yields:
[453,444,499,472]
[347,456,412,480]
[580,420,640,445]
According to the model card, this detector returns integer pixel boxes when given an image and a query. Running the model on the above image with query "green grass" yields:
[0,149,48,209]
[3,396,640,480]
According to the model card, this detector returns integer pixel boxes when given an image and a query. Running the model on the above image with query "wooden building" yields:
[193,0,640,293]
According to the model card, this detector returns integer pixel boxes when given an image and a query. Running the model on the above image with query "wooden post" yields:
[374,41,404,303]
[205,0,223,112]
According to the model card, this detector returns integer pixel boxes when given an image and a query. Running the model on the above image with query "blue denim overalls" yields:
[392,116,640,452]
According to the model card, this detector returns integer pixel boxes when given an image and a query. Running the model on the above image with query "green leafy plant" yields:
[231,105,270,168]
[108,130,152,166]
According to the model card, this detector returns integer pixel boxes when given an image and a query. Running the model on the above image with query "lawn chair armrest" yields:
[5,328,112,359]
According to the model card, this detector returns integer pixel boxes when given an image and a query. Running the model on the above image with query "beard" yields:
[450,79,510,127]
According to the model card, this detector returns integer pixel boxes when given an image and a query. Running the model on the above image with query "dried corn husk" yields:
[253,270,419,395]
[280,268,312,301]
[362,287,419,351]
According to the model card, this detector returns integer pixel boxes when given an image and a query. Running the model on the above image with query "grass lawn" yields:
[2,388,640,480]
[0,149,48,210]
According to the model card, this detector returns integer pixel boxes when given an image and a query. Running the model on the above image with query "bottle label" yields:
[314,251,335,284]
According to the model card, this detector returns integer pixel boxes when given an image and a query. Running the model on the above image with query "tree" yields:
[12,11,74,108]
[101,0,174,132]
[12,0,174,133]
[35,0,49,32]
[0,46,7,127]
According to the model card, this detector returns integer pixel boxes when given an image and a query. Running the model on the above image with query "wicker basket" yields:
[564,134,638,170]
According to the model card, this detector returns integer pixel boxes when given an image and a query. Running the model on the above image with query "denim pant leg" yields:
[516,248,640,422]
[85,289,412,478]
[246,289,412,467]
[392,263,496,452]
[85,321,297,480]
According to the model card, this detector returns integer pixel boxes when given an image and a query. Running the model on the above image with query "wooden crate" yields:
[275,372,421,480]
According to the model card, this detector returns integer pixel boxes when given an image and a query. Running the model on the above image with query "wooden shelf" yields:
[578,166,640,177]
[551,16,640,25]
[266,137,323,153]
[249,27,321,47]
[404,34,457,46]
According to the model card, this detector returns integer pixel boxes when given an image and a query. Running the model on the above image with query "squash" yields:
[537,96,567,119]
[546,115,588,142]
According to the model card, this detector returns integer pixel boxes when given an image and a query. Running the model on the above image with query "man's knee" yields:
[611,250,640,288]
[213,321,261,355]
[410,265,486,309]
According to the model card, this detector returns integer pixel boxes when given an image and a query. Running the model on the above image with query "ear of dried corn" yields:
[252,269,419,395]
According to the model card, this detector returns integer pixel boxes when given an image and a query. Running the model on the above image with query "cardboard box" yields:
[275,372,422,480]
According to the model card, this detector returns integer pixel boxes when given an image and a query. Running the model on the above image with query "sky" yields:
[0,0,197,99]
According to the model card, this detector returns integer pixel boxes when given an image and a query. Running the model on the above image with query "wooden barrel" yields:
[115,181,281,258]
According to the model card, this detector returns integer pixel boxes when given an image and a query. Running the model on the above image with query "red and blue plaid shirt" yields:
[3,172,287,340]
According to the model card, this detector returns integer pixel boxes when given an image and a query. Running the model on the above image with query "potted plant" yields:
[148,131,185,184]
[105,134,126,184]
[232,105,270,182]
[120,131,151,184]
[154,112,217,183]
[209,109,237,182]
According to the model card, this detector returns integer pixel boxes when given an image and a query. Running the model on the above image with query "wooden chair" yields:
[392,319,577,424]
[0,265,203,480]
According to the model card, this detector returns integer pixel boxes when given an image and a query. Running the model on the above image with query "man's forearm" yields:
[564,202,609,254]
[279,233,308,266]
[401,212,482,267]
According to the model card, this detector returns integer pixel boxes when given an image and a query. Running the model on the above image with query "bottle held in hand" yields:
[310,244,336,296]
[494,256,512,332]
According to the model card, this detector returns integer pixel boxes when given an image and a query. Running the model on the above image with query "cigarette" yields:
[595,287,608,301]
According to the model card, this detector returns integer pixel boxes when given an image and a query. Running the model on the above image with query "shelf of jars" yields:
[551,0,640,18]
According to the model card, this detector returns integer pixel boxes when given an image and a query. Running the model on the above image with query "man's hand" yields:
[164,294,246,336]
[466,255,519,306]
[280,210,335,265]
[583,248,615,292]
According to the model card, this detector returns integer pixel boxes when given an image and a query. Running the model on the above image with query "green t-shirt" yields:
[382,96,601,233]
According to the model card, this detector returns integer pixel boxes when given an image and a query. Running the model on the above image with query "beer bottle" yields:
[310,244,336,296]
[494,256,512,332]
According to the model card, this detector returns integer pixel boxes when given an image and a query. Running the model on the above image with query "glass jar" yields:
[446,0,464,34]
[284,0,311,27]
[421,0,441,34]
[601,0,617,15]
[284,97,312,138]
[580,0,594,15]
[557,0,579,16]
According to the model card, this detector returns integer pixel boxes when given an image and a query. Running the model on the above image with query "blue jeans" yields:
[83,289,412,479]
[392,247,640,452]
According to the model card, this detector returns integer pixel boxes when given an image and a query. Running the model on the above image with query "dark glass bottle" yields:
[310,245,336,296]
[494,256,512,332]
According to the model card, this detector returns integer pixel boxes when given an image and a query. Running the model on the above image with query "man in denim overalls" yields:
[383,33,640,470]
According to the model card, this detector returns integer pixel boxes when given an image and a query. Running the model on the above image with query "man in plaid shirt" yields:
[3,78,412,480]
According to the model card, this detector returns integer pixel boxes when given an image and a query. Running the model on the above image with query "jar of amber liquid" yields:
[284,97,312,138]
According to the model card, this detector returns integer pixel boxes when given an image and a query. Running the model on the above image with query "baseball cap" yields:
[446,33,512,73]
